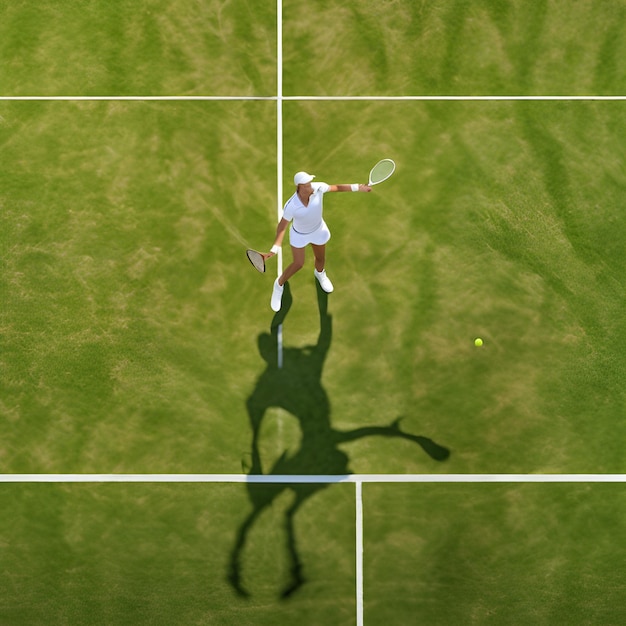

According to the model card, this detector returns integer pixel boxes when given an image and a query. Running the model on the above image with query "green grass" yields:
[284,0,626,95]
[2,98,625,622]
[1,100,277,473]
[2,482,624,625]
[0,0,276,96]
[5,100,624,474]
[2,1,626,623]
[282,100,626,474]
[0,483,356,625]
[365,483,626,625]
[3,1,625,97]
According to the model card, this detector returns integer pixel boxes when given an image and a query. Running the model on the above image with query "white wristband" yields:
[351,183,359,192]
[270,244,280,254]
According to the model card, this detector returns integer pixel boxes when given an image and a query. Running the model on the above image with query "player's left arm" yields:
[328,184,371,192]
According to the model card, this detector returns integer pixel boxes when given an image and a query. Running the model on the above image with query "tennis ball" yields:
[474,337,483,347]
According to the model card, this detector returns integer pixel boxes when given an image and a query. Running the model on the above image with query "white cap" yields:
[294,171,315,186]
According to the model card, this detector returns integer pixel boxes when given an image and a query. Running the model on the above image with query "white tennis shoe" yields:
[314,269,334,293]
[271,278,284,311]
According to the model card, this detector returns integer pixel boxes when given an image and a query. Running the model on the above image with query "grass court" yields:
[1,1,626,624]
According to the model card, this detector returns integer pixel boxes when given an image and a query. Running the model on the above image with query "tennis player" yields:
[264,171,371,311]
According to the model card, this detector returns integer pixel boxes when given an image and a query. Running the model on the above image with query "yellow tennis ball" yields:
[474,337,483,347]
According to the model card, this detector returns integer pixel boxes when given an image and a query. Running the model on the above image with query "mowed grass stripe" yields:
[365,483,626,625]
[284,0,626,96]
[0,0,276,96]
[282,100,625,474]
[1,100,276,473]
[0,482,356,625]
[2,101,625,476]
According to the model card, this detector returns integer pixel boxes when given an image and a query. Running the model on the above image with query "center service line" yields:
[276,0,284,369]
[356,481,364,626]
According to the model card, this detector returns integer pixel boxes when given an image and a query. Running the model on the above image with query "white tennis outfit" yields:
[282,182,331,248]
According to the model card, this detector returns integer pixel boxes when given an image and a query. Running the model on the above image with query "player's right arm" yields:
[264,217,290,259]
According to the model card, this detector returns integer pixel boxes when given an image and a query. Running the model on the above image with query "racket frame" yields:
[246,249,266,273]
[368,158,396,186]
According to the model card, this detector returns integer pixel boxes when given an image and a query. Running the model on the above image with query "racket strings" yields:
[246,249,265,273]
[369,159,395,184]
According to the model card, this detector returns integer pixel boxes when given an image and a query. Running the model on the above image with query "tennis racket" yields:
[246,249,266,273]
[368,159,396,186]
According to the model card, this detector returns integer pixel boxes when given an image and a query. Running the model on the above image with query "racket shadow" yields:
[228,280,450,598]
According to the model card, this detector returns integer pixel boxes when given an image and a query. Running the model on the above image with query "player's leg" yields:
[279,246,305,286]
[312,243,333,293]
[311,243,326,273]
[271,246,305,311]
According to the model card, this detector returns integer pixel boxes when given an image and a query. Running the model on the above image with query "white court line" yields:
[1,474,624,483]
[356,481,364,626]
[0,95,276,101]
[2,95,625,101]
[276,0,284,369]
[284,95,626,101]
[0,95,275,101]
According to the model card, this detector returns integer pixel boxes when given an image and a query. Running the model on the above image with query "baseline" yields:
[1,474,624,483]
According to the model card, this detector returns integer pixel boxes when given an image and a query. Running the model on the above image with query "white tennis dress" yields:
[282,182,331,248]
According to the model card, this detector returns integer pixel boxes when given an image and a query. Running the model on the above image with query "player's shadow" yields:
[228,281,450,599]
